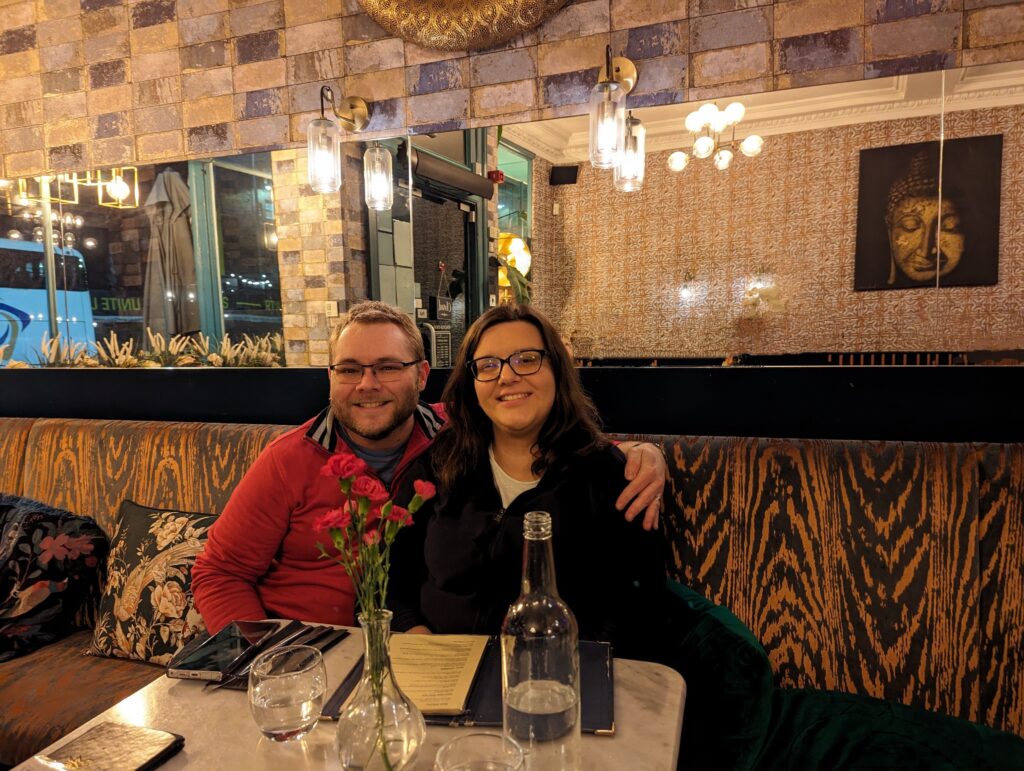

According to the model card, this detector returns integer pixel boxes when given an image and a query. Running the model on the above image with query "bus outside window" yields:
[0,238,96,364]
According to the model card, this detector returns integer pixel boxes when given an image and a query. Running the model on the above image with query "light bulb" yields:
[7,229,22,239]
[679,285,694,301]
[32,226,43,242]
[693,135,715,159]
[74,216,83,227]
[64,232,76,247]
[740,134,764,157]
[83,237,97,249]
[723,102,746,125]
[713,148,733,170]
[697,103,718,122]
[307,117,342,193]
[589,83,625,169]
[667,151,689,172]
[684,111,703,133]
[710,111,729,134]
[106,175,130,202]
[614,113,646,193]
[363,142,394,211]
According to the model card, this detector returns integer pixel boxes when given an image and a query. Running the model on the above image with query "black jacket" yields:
[389,444,670,660]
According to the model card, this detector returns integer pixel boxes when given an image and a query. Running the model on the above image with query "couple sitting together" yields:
[194,300,1024,770]
[192,300,669,653]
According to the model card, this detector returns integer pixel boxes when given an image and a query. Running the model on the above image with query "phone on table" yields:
[166,619,285,682]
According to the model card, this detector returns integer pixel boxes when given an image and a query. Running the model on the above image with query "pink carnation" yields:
[413,480,436,501]
[321,454,368,479]
[352,476,390,505]
[315,506,352,532]
[363,530,381,546]
[386,505,412,526]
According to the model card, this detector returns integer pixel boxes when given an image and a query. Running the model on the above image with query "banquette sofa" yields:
[0,416,1022,767]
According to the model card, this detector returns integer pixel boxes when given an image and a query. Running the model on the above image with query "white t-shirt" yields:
[488,445,540,509]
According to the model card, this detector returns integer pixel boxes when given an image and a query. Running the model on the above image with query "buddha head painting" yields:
[854,136,1002,291]
[885,150,964,284]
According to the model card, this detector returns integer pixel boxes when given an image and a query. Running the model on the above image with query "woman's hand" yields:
[615,442,667,531]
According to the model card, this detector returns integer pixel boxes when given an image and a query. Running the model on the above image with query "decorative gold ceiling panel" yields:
[359,0,570,51]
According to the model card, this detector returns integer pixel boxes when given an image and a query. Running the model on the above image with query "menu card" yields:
[389,634,489,715]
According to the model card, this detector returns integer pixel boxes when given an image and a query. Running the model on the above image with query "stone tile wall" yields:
[4,1,1024,177]
[270,141,365,366]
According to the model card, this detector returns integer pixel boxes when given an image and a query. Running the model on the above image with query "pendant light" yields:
[307,85,370,194]
[589,46,636,170]
[363,142,393,211]
[614,112,646,192]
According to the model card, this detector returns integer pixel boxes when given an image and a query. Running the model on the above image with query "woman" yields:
[389,304,670,658]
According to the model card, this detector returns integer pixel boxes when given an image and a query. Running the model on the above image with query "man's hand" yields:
[407,625,432,634]
[616,442,667,531]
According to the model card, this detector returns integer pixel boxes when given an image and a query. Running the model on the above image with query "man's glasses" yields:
[328,360,421,384]
[467,349,547,382]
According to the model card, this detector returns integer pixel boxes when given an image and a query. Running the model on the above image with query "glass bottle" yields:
[336,609,425,770]
[500,511,581,770]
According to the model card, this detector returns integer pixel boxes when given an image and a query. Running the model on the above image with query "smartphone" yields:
[166,619,285,681]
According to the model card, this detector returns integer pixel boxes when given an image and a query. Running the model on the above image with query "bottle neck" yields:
[522,533,559,598]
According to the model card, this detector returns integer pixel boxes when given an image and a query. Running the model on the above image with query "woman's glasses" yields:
[328,360,421,384]
[467,349,547,382]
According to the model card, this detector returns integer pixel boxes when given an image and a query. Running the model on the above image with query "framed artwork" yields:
[854,135,1003,291]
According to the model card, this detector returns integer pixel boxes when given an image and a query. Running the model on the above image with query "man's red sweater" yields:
[191,404,444,635]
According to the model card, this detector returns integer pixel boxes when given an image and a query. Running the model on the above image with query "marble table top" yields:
[19,629,686,770]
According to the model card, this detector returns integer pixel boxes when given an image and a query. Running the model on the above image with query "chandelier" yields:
[667,102,764,173]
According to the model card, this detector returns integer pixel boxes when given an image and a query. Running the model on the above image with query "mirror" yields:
[2,60,1022,368]
[491,62,1024,361]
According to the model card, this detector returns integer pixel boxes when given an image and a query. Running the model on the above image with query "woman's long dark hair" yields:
[433,305,606,491]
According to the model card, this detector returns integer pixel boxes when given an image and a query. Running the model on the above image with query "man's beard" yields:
[331,391,419,444]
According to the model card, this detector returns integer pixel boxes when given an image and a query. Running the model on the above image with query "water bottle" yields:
[500,511,581,770]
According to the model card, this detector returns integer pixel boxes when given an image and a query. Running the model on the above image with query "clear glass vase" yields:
[336,609,426,770]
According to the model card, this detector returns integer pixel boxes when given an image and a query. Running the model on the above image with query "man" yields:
[192,301,666,634]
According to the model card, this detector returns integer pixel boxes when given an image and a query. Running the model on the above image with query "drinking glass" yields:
[434,733,524,771]
[248,644,326,742]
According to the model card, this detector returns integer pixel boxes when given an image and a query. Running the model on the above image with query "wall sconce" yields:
[614,111,646,192]
[589,46,636,170]
[668,102,763,173]
[97,167,139,208]
[307,85,370,194]
[363,141,393,211]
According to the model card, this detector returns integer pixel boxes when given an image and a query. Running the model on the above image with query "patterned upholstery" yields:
[0,418,34,495]
[19,419,291,537]
[0,630,163,766]
[0,421,1020,766]
[0,418,291,766]
[647,434,1024,738]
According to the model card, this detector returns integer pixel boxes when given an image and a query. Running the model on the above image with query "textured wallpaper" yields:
[532,105,1024,359]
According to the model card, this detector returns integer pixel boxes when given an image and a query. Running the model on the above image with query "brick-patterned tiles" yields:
[3,1,1023,175]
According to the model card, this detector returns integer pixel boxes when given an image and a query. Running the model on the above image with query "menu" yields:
[389,634,489,715]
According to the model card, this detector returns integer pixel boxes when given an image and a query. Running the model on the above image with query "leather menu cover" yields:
[425,639,615,735]
[43,721,184,770]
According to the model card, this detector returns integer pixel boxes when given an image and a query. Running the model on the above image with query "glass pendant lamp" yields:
[589,46,634,169]
[363,142,393,211]
[614,112,646,192]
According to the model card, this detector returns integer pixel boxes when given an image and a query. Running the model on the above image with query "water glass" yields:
[434,733,524,771]
[248,644,326,742]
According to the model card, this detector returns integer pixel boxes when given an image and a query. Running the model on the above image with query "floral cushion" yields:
[89,500,214,665]
[0,494,108,662]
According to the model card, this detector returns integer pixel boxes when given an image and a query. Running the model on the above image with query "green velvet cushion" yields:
[664,580,775,771]
[754,688,1024,771]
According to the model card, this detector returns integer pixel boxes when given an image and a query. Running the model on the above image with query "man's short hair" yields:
[329,301,425,362]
